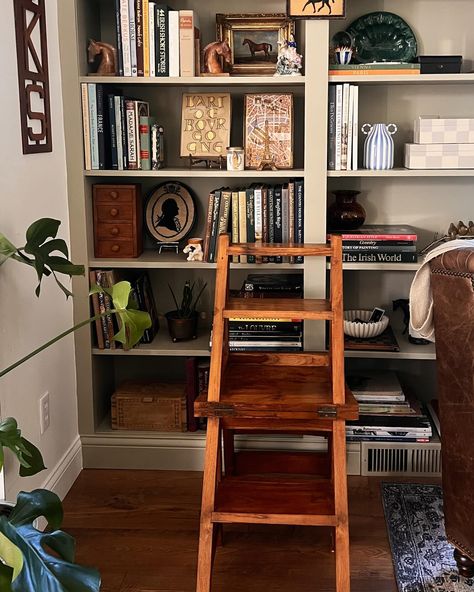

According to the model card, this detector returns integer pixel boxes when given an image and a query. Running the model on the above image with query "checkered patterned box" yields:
[405,143,474,169]
[414,117,474,144]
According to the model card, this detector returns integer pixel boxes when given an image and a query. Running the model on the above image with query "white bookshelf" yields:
[328,168,474,178]
[80,75,306,86]
[328,73,474,85]
[85,168,305,178]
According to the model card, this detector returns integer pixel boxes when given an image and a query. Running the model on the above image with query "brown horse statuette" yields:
[243,38,273,60]
[202,40,232,75]
[88,39,117,76]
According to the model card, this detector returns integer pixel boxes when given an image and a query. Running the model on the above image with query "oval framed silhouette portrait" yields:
[145,182,196,244]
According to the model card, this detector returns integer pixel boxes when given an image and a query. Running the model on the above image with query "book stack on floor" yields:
[203,181,304,264]
[329,63,421,77]
[327,83,359,171]
[81,84,163,171]
[113,3,200,77]
[346,370,433,443]
[405,117,474,170]
[334,225,418,264]
[90,270,159,349]
[228,273,304,353]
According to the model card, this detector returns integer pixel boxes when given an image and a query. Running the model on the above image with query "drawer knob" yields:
[110,208,119,217]
[110,227,120,236]
[111,244,120,253]
[110,191,119,199]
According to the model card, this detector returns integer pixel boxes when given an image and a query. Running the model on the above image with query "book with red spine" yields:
[331,225,418,241]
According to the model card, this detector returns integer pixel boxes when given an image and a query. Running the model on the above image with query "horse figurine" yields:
[303,0,335,14]
[88,39,117,75]
[202,40,232,75]
[243,38,273,60]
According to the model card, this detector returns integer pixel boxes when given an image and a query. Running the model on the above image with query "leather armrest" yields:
[430,248,474,274]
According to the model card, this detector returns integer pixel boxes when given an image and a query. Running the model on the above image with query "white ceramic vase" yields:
[362,123,398,170]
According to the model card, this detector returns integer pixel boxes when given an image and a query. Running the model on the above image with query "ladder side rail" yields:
[329,234,345,405]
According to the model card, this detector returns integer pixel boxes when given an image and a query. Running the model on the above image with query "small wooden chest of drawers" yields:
[93,184,143,258]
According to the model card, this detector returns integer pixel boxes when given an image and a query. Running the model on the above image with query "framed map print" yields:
[244,93,294,169]
[287,0,345,19]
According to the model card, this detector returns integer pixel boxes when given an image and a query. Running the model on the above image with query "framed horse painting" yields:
[216,14,295,75]
[287,0,345,19]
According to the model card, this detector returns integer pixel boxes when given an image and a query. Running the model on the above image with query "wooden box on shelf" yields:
[93,184,143,258]
[111,380,187,431]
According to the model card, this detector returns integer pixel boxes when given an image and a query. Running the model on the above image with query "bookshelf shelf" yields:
[79,75,306,86]
[92,329,211,357]
[84,168,305,178]
[89,251,304,269]
[328,168,474,178]
[328,73,474,85]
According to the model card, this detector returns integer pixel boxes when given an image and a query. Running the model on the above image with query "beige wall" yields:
[0,0,81,499]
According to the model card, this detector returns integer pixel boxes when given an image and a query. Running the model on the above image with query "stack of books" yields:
[346,370,432,443]
[81,84,163,171]
[90,270,159,349]
[329,63,421,77]
[203,181,304,264]
[334,225,418,264]
[328,83,359,171]
[113,3,200,77]
[228,273,304,353]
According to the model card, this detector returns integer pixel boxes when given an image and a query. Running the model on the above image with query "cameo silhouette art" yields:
[146,182,196,244]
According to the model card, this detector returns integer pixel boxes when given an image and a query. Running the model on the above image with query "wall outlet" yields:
[39,392,50,435]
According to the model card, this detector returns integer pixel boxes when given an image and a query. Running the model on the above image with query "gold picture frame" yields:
[244,93,294,170]
[287,0,345,19]
[216,13,295,76]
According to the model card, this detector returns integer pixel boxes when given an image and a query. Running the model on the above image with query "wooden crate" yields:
[111,381,187,431]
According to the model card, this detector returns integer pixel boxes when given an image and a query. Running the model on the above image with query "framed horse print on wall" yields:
[216,14,295,75]
[287,0,345,19]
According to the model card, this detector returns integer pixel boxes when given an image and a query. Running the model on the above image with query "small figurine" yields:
[183,238,204,262]
[274,36,302,77]
[88,39,117,76]
[202,40,232,75]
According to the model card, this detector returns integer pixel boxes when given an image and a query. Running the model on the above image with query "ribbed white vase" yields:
[362,123,397,170]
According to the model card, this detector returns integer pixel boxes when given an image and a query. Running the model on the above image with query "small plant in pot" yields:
[166,281,207,342]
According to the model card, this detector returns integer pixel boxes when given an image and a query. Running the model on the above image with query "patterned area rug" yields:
[382,483,474,592]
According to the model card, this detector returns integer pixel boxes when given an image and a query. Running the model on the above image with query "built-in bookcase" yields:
[59,0,474,472]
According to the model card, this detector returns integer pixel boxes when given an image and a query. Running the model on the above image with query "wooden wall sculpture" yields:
[14,0,52,154]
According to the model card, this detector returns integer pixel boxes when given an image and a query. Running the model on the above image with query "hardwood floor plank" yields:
[62,470,438,592]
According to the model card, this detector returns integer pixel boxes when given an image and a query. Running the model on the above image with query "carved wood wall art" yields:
[14,0,52,154]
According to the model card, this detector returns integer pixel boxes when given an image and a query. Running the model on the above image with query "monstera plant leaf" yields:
[91,281,152,349]
[0,219,84,297]
[0,490,100,592]
[0,419,45,477]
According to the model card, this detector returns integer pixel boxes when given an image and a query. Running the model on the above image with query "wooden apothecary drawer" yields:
[93,184,143,258]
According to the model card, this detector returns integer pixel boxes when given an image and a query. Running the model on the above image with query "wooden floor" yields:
[62,470,437,592]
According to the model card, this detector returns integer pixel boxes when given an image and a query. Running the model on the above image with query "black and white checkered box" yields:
[414,117,474,144]
[405,143,474,169]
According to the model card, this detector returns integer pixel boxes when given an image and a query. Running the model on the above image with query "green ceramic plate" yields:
[346,12,417,64]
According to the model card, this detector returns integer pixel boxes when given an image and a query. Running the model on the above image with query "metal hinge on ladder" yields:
[318,407,337,418]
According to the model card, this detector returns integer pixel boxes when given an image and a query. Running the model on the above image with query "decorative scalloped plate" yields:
[346,11,417,64]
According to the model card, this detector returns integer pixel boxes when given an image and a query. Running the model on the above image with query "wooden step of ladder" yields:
[195,234,355,592]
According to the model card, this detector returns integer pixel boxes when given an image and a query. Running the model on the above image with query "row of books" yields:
[328,83,359,171]
[334,225,419,264]
[81,84,163,171]
[203,181,305,264]
[229,274,304,353]
[185,357,209,432]
[113,2,199,77]
[90,269,159,349]
[346,370,433,442]
[329,63,421,77]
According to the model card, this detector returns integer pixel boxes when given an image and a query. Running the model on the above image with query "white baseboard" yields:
[41,436,83,500]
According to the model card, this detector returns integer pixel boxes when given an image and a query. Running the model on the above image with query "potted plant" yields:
[0,218,151,591]
[166,280,207,342]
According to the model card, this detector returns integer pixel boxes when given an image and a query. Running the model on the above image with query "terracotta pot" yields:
[165,311,198,342]
[327,190,366,231]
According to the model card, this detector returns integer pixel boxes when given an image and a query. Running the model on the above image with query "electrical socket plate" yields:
[39,392,50,435]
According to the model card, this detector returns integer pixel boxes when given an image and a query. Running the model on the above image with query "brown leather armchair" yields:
[430,248,474,577]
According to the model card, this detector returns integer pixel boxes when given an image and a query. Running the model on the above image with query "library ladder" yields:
[194,234,359,592]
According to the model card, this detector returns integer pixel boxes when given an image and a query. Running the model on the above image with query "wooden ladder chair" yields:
[194,234,358,592]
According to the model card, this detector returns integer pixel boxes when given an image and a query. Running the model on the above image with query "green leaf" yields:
[0,490,101,592]
[0,419,45,476]
[25,219,60,251]
[114,309,152,349]
[0,235,17,266]
[106,281,132,310]
[38,239,69,259]
[0,562,14,592]
[46,257,84,277]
